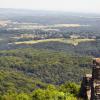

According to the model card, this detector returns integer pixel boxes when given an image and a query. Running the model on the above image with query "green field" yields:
[13,38,95,46]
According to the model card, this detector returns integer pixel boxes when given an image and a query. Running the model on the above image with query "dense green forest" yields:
[0,48,92,99]
[0,82,80,100]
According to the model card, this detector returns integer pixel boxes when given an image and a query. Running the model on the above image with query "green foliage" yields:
[0,48,92,84]
[1,92,31,100]
[0,48,91,99]
[0,83,80,100]
[31,85,78,100]
[59,82,80,96]
[16,93,31,100]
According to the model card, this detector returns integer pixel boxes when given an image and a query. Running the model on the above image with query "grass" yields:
[66,38,95,46]
[12,38,95,46]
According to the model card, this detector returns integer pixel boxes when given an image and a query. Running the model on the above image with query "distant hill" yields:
[0,8,100,24]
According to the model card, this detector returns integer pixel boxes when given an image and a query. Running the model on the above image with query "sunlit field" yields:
[13,38,95,46]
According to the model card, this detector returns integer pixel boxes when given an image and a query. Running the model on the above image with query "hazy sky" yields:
[0,0,100,13]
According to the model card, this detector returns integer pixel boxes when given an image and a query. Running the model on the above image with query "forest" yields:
[0,48,92,99]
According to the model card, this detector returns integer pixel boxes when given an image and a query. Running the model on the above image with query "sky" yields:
[0,0,100,13]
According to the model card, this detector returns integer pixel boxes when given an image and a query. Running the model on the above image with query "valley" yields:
[0,9,100,99]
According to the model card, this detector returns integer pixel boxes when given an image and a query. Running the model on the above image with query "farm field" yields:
[12,38,96,46]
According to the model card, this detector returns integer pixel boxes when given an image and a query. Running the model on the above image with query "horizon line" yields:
[0,7,100,15]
